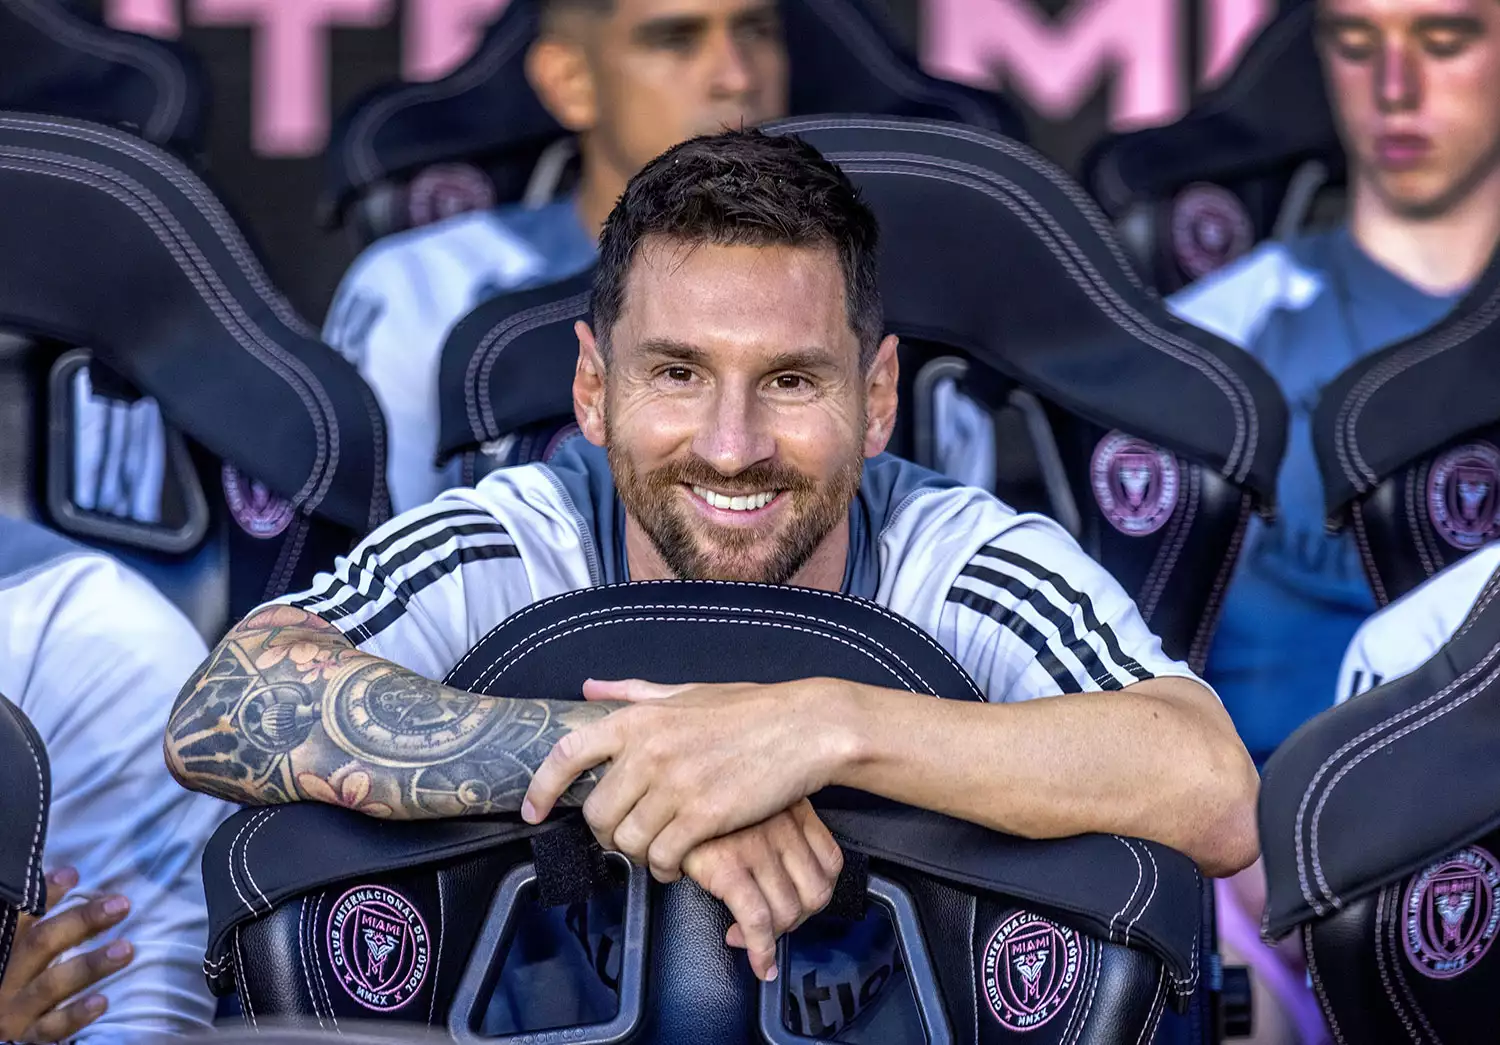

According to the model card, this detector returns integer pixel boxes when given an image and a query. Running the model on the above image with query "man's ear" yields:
[864,334,901,457]
[574,320,608,446]
[525,33,598,134]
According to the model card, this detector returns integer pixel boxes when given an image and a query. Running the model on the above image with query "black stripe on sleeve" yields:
[352,542,521,642]
[945,587,1086,695]
[959,562,1123,691]
[975,546,1153,683]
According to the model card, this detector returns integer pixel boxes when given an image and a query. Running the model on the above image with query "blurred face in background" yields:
[1317,0,1500,218]
[530,0,789,183]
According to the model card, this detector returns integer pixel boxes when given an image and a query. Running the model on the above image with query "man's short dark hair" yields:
[592,129,884,370]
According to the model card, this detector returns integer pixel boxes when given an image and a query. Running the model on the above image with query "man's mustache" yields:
[646,459,815,496]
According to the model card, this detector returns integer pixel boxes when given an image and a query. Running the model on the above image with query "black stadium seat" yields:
[202,581,1204,1044]
[0,112,390,640]
[320,0,1025,246]
[0,0,207,158]
[1258,558,1500,1043]
[0,694,49,982]
[1312,247,1500,607]
[1081,3,1343,293]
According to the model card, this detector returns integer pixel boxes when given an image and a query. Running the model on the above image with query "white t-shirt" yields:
[1334,543,1500,706]
[0,518,234,1043]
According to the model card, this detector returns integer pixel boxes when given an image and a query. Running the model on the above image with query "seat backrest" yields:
[437,116,1289,678]
[0,693,49,981]
[321,0,1025,246]
[201,582,1201,1044]
[1312,247,1500,606]
[0,113,390,640]
[1258,561,1500,1043]
[1081,3,1344,293]
[0,0,206,157]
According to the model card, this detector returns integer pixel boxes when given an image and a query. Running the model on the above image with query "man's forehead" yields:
[1318,0,1492,21]
[610,0,778,26]
[614,240,856,358]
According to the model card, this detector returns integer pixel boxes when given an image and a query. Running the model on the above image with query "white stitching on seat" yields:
[1062,941,1101,1045]
[1337,283,1500,490]
[829,150,1257,479]
[1131,968,1169,1045]
[1374,889,1425,1043]
[310,892,341,1033]
[1350,500,1391,606]
[468,292,591,442]
[1405,468,1438,579]
[466,600,944,696]
[480,616,912,690]
[7,0,186,144]
[241,808,280,915]
[428,876,446,1024]
[1109,836,1144,941]
[9,703,47,912]
[296,897,327,1029]
[1303,924,1349,1045]
[1137,463,1198,620]
[1124,842,1161,948]
[1384,887,1442,1045]
[0,146,340,511]
[234,931,259,1030]
[1188,494,1250,672]
[224,809,272,917]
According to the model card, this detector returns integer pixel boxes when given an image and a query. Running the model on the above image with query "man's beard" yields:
[609,433,863,586]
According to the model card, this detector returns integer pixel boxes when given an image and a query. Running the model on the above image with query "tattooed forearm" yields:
[164,605,615,819]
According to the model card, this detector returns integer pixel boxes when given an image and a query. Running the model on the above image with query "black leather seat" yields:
[0,0,207,159]
[201,581,1203,1044]
[1081,3,1343,293]
[0,112,390,640]
[1312,247,1500,607]
[320,0,1025,246]
[0,693,49,980]
[1258,558,1500,1043]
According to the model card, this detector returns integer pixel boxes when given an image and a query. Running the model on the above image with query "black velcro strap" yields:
[531,819,610,908]
[826,846,869,921]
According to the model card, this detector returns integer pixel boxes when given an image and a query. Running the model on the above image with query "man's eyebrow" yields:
[636,338,710,364]
[763,347,842,372]
[1412,14,1485,32]
[632,14,707,41]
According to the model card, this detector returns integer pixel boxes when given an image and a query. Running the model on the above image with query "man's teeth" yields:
[692,486,777,512]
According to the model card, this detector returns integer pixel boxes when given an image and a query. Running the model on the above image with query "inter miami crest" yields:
[1427,442,1500,551]
[1402,846,1500,980]
[1090,432,1180,537]
[981,912,1081,1032]
[327,885,431,1011]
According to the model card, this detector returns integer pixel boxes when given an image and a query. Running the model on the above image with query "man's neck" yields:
[573,148,629,243]
[1348,169,1500,297]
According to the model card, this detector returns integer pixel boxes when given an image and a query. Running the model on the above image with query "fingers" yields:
[778,821,840,925]
[790,800,845,881]
[522,719,620,824]
[41,869,79,915]
[7,896,130,987]
[20,991,109,1044]
[608,795,677,878]
[709,863,780,982]
[581,679,685,703]
[13,941,133,1024]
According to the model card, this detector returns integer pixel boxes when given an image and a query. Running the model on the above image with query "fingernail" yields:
[520,799,537,823]
[766,965,779,983]
[103,897,130,917]
[85,995,107,1014]
[107,941,132,961]
[48,867,78,887]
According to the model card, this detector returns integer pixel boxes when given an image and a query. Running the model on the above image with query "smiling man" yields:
[167,131,1257,1007]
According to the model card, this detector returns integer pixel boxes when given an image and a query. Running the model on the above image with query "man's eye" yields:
[771,374,810,392]
[664,366,695,383]
[1327,26,1378,60]
[1422,27,1474,57]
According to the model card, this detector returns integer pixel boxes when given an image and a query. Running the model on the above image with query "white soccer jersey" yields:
[1335,543,1500,705]
[274,439,1204,704]
[0,518,234,1043]
[322,200,597,515]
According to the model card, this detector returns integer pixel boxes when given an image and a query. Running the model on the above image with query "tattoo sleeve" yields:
[164,605,614,818]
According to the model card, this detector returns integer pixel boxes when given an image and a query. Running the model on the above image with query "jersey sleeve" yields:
[268,496,536,680]
[21,556,231,1043]
[936,516,1205,703]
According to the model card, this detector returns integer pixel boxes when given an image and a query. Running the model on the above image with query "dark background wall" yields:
[81,0,1280,325]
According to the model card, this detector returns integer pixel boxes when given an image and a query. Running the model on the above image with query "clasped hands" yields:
[523,677,853,982]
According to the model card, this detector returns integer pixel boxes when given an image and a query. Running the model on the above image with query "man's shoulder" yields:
[1167,236,1331,348]
[1340,544,1500,700]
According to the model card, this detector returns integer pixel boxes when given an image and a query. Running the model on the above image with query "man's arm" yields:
[164,604,620,818]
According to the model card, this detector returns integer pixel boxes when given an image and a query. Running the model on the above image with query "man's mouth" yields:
[689,484,780,513]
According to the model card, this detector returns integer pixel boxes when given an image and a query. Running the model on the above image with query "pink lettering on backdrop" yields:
[1202,0,1275,86]
[924,0,1183,128]
[193,0,393,156]
[105,0,181,37]
[405,0,512,81]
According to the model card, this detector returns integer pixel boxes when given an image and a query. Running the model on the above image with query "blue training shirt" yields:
[1169,226,1462,765]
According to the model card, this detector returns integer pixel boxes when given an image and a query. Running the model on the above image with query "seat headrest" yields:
[1258,561,1500,940]
[322,0,1024,225]
[1314,247,1500,522]
[1083,2,1340,215]
[0,112,390,534]
[441,116,1289,506]
[0,0,206,155]
[0,694,49,920]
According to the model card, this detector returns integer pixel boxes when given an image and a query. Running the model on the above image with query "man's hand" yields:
[0,868,134,1044]
[522,678,855,881]
[681,800,844,983]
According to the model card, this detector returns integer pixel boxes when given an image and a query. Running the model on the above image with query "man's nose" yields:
[706,30,757,99]
[691,386,774,475]
[1375,37,1421,113]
